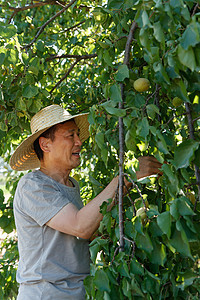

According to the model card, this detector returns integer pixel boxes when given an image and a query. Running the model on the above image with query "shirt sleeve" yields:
[16,173,71,226]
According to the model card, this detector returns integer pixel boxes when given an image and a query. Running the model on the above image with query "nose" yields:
[74,132,82,146]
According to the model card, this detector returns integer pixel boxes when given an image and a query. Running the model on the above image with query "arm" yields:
[46,177,119,239]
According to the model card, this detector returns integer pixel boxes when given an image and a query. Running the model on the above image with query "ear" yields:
[39,136,52,153]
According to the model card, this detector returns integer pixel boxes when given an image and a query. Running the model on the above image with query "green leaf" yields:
[117,261,130,278]
[149,240,166,266]
[95,132,104,149]
[0,215,10,229]
[170,200,179,220]
[171,79,189,102]
[89,174,102,187]
[170,0,182,8]
[135,231,153,254]
[177,197,195,216]
[153,62,170,84]
[178,45,196,72]
[22,85,39,98]
[131,278,144,296]
[170,228,193,259]
[0,23,17,39]
[153,22,164,43]
[15,98,26,111]
[136,117,149,140]
[134,93,146,108]
[124,220,136,239]
[0,51,5,65]
[173,140,199,169]
[84,275,94,296]
[103,50,113,66]
[115,64,129,81]
[89,243,100,263]
[180,23,200,50]
[156,132,169,154]
[130,258,144,276]
[133,216,144,235]
[176,271,198,290]
[157,211,171,238]
[141,10,150,27]
[139,27,150,49]
[122,278,131,298]
[110,84,123,103]
[125,129,136,151]
[102,101,126,117]
[104,291,111,300]
[146,104,160,120]
[94,269,111,293]
[7,49,18,65]
[97,41,110,49]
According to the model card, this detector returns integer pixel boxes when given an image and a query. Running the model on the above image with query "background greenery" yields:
[0,0,199,299]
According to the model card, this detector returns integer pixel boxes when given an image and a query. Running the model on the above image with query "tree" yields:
[0,0,200,299]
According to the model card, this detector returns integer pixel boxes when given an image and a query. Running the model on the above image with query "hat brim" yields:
[10,113,89,171]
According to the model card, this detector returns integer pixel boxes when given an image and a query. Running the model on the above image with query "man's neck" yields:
[39,164,72,187]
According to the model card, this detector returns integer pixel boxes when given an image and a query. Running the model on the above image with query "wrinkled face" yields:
[41,120,82,172]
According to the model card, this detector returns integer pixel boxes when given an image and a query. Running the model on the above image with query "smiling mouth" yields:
[72,152,80,156]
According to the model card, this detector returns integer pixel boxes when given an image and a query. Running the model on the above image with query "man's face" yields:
[45,120,82,171]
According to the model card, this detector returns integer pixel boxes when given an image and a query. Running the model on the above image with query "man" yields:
[10,104,162,299]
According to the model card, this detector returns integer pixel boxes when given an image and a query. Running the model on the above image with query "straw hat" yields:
[9,104,89,171]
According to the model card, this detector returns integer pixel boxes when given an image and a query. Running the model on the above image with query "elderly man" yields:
[10,104,162,300]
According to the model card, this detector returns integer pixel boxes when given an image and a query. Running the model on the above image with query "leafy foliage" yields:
[0,0,200,299]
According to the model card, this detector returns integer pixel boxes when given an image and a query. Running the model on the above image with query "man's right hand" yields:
[136,156,163,180]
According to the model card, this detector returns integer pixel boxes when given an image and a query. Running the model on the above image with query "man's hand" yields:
[136,156,163,180]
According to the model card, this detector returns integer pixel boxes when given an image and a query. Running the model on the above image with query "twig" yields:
[154,84,161,122]
[165,115,174,126]
[192,3,199,16]
[123,184,137,216]
[23,0,77,49]
[143,85,161,114]
[123,236,136,257]
[46,53,97,62]
[62,20,86,32]
[110,246,120,265]
[50,58,80,93]
[49,54,97,93]
[123,173,147,211]
[192,116,200,123]
[55,1,66,7]
[4,1,61,23]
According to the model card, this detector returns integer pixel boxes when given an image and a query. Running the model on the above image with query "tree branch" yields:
[185,102,200,211]
[123,21,137,65]
[123,236,136,257]
[154,84,161,122]
[23,0,77,49]
[3,1,64,23]
[192,116,200,123]
[63,20,86,32]
[192,3,199,16]
[123,173,147,211]
[142,85,161,114]
[118,20,138,253]
[46,53,97,62]
[50,58,80,94]
[49,53,97,93]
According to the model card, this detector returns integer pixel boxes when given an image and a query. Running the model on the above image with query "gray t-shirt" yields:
[14,170,90,300]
